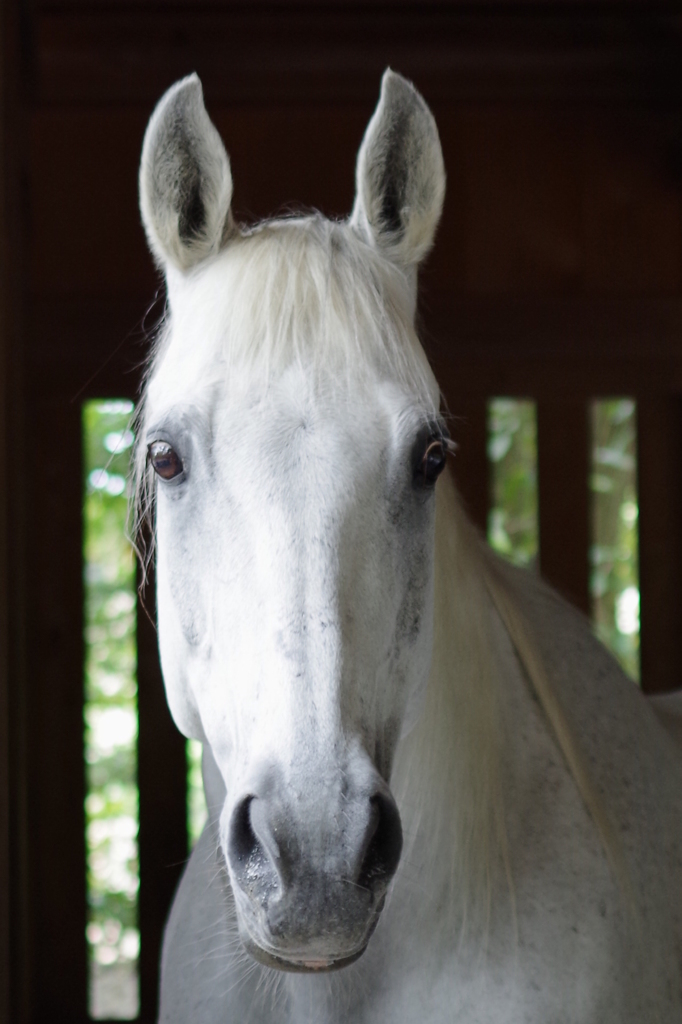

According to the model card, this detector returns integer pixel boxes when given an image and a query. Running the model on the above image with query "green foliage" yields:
[485,397,639,682]
[487,399,538,567]
[82,401,209,1015]
[83,400,139,1014]
[187,739,208,849]
[590,399,639,682]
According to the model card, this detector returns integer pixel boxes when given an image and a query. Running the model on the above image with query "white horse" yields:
[137,70,682,1023]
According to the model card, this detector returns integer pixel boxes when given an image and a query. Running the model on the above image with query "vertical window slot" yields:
[590,399,640,682]
[487,398,539,568]
[83,399,140,1020]
[187,739,208,851]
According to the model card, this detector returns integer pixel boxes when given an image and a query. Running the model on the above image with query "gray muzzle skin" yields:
[225,773,403,972]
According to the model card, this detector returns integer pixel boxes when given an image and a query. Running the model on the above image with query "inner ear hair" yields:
[351,69,445,269]
[139,74,234,272]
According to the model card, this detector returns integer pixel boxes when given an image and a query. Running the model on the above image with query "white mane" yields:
[391,471,510,936]
[151,214,436,396]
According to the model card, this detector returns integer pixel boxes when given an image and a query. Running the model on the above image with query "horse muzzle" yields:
[240,933,372,973]
[223,776,402,971]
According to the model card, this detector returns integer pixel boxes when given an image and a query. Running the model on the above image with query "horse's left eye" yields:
[148,441,184,481]
[415,435,448,488]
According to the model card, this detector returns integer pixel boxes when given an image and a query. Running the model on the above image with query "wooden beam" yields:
[637,395,682,693]
[33,7,682,107]
[425,296,682,364]
[26,400,88,1020]
[445,396,489,533]
[1,0,30,1018]
[137,565,188,1021]
[24,295,682,401]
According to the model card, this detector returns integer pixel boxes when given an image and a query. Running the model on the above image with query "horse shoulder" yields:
[649,689,682,755]
[507,567,682,820]
[505,571,682,1012]
[329,566,682,1022]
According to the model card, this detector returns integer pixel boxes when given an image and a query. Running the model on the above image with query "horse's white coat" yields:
[137,70,682,1022]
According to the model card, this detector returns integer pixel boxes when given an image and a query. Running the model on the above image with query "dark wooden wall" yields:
[3,2,682,1021]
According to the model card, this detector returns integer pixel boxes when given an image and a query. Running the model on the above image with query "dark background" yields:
[3,2,682,1021]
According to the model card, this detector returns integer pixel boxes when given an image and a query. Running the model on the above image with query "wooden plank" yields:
[28,109,157,299]
[26,296,682,401]
[26,399,88,1020]
[0,0,22,1016]
[456,109,581,295]
[537,400,590,614]
[32,0,643,8]
[444,396,489,533]
[2,0,34,1018]
[582,112,682,294]
[0,121,9,1024]
[637,395,682,693]
[137,563,188,1021]
[431,353,682,401]
[33,8,682,107]
[424,296,682,363]
[27,296,159,401]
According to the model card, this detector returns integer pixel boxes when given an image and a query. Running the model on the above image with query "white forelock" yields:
[148,213,438,410]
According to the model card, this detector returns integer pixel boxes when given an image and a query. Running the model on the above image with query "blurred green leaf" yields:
[590,399,639,682]
[486,397,639,682]
[487,399,538,568]
[83,400,140,1016]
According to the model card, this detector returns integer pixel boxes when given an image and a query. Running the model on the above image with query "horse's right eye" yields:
[148,441,184,481]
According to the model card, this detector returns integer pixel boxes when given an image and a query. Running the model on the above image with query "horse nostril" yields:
[228,795,260,866]
[227,795,282,901]
[357,792,403,891]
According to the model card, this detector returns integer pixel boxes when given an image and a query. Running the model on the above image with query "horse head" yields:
[138,69,446,972]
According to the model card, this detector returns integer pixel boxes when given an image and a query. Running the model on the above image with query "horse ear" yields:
[351,69,445,269]
[139,74,234,272]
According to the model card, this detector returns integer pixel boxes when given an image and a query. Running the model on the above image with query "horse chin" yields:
[237,903,384,974]
[241,934,368,973]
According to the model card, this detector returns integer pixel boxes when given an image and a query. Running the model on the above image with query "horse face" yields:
[139,70,445,970]
[147,365,444,968]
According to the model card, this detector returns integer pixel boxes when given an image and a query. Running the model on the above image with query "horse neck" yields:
[390,469,628,936]
[390,471,512,931]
